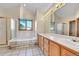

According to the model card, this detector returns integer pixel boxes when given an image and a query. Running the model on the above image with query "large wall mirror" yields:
[53,3,79,37]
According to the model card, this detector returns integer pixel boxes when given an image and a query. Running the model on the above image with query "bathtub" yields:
[8,31,37,48]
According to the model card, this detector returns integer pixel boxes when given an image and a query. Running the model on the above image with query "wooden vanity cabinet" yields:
[61,47,76,56]
[37,34,78,56]
[49,40,60,56]
[43,37,50,56]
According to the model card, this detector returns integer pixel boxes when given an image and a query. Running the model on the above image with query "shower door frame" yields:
[0,17,8,45]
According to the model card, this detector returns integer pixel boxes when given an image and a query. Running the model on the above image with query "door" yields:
[0,18,7,44]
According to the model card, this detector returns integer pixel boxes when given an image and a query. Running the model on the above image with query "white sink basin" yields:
[67,39,79,45]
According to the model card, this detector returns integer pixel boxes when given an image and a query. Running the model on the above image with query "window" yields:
[19,19,32,31]
[26,20,32,30]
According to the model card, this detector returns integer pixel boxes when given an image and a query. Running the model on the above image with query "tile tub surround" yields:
[38,33,79,54]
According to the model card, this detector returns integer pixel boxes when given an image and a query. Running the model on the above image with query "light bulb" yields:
[24,4,26,7]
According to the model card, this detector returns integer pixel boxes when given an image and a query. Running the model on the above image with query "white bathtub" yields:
[8,31,37,48]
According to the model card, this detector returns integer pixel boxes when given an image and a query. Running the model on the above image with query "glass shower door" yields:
[0,18,7,44]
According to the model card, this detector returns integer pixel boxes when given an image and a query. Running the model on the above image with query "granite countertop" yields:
[38,33,79,53]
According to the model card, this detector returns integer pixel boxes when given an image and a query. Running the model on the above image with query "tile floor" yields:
[0,45,44,56]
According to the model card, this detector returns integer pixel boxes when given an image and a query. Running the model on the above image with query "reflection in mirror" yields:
[69,20,76,36]
[50,12,55,33]
[53,3,79,37]
[62,23,67,35]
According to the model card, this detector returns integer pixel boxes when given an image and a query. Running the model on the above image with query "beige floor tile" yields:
[0,45,44,56]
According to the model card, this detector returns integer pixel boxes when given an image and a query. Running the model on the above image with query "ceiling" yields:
[24,3,53,14]
[0,3,19,8]
[55,3,79,19]
[0,3,53,14]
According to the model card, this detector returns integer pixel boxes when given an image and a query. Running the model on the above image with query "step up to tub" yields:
[8,38,37,48]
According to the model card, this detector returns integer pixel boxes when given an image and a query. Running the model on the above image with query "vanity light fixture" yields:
[43,3,65,18]
[56,3,63,9]
[56,4,59,8]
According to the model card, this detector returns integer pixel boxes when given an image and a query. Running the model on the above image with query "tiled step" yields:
[8,38,37,48]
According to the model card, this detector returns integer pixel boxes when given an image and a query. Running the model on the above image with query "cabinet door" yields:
[40,36,44,50]
[37,34,39,45]
[61,47,76,56]
[49,41,60,56]
[38,35,44,50]
[43,38,49,56]
[38,35,41,47]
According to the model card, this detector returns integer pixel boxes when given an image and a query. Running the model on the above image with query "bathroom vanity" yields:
[37,33,79,56]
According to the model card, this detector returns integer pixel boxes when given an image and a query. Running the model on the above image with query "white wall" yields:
[0,8,7,17]
[15,8,35,38]
[35,10,45,33]
[0,6,20,18]
[44,14,51,33]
